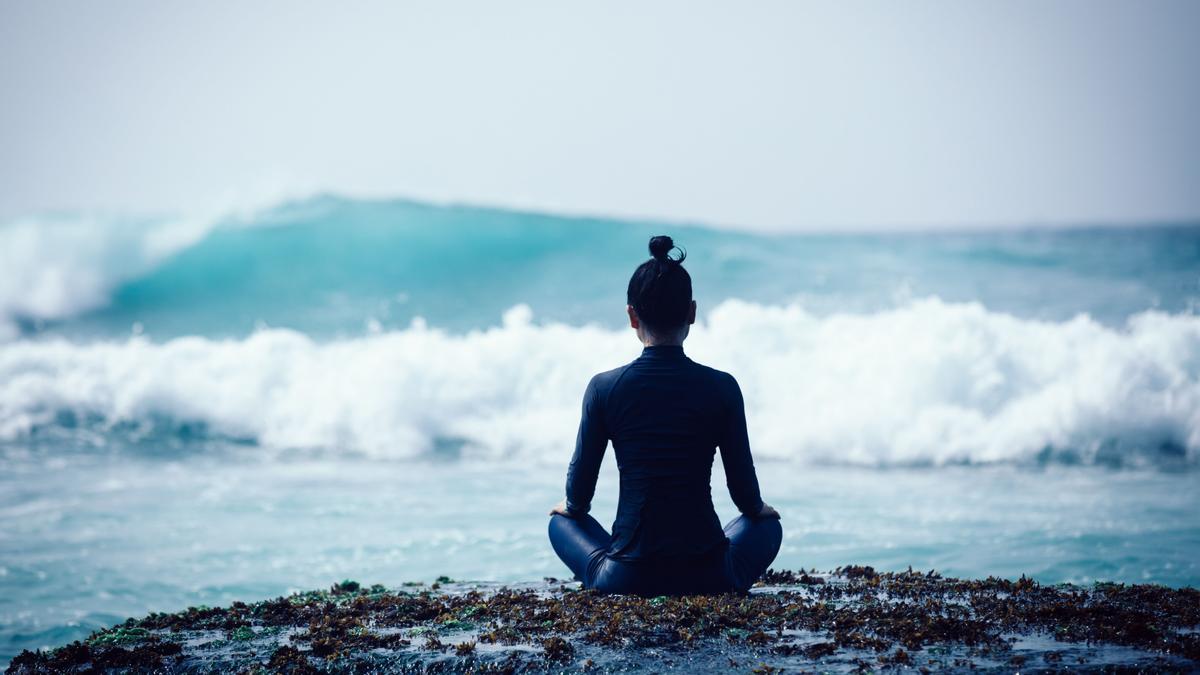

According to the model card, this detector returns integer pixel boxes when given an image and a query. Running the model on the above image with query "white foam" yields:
[0,298,1197,465]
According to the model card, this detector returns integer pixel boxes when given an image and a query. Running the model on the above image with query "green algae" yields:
[87,627,153,647]
[228,626,257,642]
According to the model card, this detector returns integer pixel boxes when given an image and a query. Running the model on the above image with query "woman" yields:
[548,235,782,596]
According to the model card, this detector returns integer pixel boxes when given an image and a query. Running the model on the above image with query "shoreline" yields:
[6,567,1199,673]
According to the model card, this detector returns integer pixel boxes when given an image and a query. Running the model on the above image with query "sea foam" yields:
[1,299,1196,466]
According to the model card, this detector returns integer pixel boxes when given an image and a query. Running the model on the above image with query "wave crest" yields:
[0,214,213,339]
[1,299,1197,466]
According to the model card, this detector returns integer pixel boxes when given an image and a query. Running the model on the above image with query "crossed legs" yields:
[548,512,782,592]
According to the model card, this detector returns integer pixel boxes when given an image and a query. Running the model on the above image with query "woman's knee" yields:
[760,516,783,548]
[547,513,581,553]
[547,512,569,537]
[745,515,782,555]
[727,514,783,566]
[725,512,782,540]
[548,513,610,558]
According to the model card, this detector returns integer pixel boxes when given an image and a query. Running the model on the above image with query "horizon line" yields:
[5,189,1200,237]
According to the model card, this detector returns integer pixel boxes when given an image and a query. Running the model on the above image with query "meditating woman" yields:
[548,235,782,596]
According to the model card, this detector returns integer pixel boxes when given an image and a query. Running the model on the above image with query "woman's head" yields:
[626,235,696,344]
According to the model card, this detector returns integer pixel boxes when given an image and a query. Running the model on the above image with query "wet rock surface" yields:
[7,568,1199,673]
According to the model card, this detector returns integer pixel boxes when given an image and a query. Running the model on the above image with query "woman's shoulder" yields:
[685,360,743,405]
[686,358,739,385]
[587,363,633,392]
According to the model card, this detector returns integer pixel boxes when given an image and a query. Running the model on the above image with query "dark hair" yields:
[626,235,692,333]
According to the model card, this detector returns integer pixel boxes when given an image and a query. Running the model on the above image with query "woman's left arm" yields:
[558,375,608,517]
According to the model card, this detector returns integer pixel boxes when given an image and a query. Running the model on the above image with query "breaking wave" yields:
[0,213,215,340]
[5,196,1198,342]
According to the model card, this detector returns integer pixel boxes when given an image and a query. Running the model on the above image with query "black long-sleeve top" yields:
[564,345,765,560]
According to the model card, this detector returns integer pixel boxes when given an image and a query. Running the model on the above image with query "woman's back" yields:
[566,345,765,560]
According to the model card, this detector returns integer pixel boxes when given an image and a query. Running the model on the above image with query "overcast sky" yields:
[2,1,1198,231]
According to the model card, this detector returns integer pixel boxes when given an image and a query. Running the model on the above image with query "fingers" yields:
[758,503,781,519]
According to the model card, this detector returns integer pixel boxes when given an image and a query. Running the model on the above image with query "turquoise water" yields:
[0,197,1198,666]
[8,196,1199,340]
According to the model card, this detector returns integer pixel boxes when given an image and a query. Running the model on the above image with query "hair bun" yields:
[648,235,685,263]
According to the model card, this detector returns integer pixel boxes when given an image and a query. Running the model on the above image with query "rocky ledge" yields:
[7,567,1199,673]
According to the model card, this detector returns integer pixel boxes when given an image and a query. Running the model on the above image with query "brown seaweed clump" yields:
[6,636,182,673]
[6,569,1199,673]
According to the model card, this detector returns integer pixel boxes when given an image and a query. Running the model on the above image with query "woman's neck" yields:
[638,327,688,347]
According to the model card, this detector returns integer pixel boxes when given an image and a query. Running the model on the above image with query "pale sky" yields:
[2,1,1198,231]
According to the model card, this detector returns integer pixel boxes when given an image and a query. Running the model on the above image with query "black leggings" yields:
[548,513,782,596]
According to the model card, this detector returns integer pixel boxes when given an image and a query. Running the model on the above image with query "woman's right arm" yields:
[717,373,770,517]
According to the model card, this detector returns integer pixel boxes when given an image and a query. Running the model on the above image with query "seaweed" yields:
[267,645,320,675]
[6,569,1199,673]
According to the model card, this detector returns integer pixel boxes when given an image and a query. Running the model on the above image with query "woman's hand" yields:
[758,502,780,519]
[548,499,571,516]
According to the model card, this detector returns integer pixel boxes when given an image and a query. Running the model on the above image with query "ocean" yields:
[1,196,1198,666]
